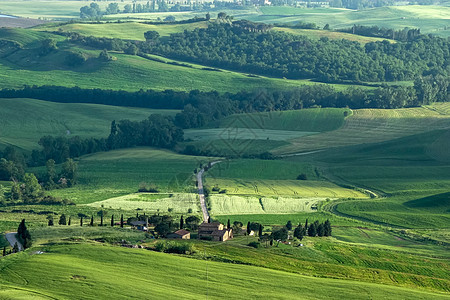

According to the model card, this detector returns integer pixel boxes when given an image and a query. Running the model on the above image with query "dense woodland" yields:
[144,23,449,82]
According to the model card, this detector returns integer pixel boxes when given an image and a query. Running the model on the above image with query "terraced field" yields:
[0,98,176,150]
[274,104,450,154]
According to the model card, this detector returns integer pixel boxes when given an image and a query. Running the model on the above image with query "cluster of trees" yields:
[339,25,422,42]
[145,22,449,83]
[79,0,188,17]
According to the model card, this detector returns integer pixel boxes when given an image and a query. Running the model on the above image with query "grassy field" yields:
[0,27,343,93]
[0,98,177,150]
[248,5,450,37]
[274,104,450,154]
[0,242,448,299]
[44,148,210,204]
[275,27,393,44]
[86,192,201,214]
[38,21,209,40]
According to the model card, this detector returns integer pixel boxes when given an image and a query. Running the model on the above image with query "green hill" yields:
[0,243,447,299]
[0,98,177,150]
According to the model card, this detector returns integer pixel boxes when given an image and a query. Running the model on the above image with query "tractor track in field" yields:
[197,161,221,222]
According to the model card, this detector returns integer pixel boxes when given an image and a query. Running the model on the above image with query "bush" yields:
[248,241,260,248]
[155,241,194,254]
[65,51,87,66]
[297,174,307,180]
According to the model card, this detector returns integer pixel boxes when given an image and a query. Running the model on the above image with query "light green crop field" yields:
[45,148,211,204]
[209,194,323,215]
[0,98,177,150]
[274,104,450,154]
[275,27,394,44]
[0,243,448,299]
[38,21,209,40]
[185,128,318,141]
[86,192,201,214]
[0,0,137,19]
[217,108,351,132]
[245,5,450,37]
[206,178,366,199]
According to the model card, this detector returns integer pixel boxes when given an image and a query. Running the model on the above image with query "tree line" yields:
[338,25,422,42]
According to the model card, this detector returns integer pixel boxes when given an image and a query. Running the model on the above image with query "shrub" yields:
[248,241,260,248]
[297,174,307,180]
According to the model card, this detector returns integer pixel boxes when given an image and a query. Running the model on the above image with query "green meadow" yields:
[1,242,448,299]
[0,98,176,150]
[248,5,450,37]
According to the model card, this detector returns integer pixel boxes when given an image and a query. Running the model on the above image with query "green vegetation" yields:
[0,98,176,150]
[250,5,450,37]
[0,243,448,299]
[39,21,209,40]
[45,148,209,204]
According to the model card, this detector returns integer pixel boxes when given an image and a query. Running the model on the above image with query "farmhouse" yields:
[130,220,148,231]
[198,222,233,242]
[167,229,191,239]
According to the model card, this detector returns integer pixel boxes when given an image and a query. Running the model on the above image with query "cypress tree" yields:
[80,217,83,227]
[305,219,308,231]
[207,217,211,223]
[308,223,317,237]
[246,221,251,235]
[324,219,332,236]
[258,224,263,236]
[294,225,304,240]
[111,215,114,227]
[48,219,54,226]
[227,219,231,229]
[90,216,94,226]
[68,216,71,226]
[3,247,6,256]
[58,214,67,225]
[120,214,124,228]
[180,215,184,229]
[317,223,325,237]
[286,220,292,230]
[100,215,103,226]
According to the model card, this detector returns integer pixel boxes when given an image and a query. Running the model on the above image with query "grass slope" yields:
[274,104,450,154]
[248,5,450,37]
[0,243,447,299]
[0,98,177,150]
[38,21,209,40]
[45,148,210,204]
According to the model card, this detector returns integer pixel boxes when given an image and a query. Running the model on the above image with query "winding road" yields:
[197,161,221,222]
[5,232,23,251]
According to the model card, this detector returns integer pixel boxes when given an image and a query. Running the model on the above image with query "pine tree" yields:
[180,215,184,229]
[111,215,114,227]
[120,214,124,228]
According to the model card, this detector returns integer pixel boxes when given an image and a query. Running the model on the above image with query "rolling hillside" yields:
[0,98,176,150]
